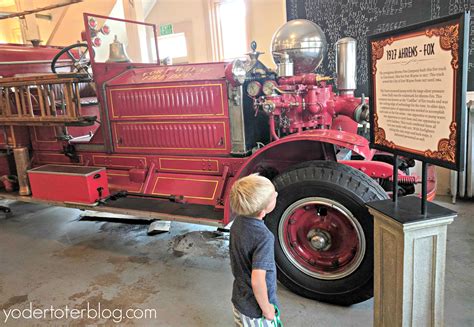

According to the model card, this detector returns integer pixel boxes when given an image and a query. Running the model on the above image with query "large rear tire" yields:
[265,160,388,305]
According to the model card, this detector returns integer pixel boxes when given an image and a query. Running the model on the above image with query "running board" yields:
[0,191,224,227]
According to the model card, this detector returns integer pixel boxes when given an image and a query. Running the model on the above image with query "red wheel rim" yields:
[278,197,365,280]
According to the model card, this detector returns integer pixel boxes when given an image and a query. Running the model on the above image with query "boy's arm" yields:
[251,269,275,321]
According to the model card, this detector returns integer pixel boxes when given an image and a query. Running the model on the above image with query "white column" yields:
[122,0,149,63]
[368,197,456,327]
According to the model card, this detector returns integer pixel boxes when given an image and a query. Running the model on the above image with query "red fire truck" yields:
[0,14,435,305]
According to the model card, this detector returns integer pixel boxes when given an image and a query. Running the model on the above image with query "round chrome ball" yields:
[271,19,327,75]
[307,229,332,251]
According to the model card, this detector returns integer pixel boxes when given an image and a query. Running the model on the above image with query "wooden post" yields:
[13,147,31,196]
[367,197,456,327]
[26,86,34,117]
[48,85,56,116]
[74,82,81,116]
[14,88,22,117]
[68,83,77,117]
[37,85,46,117]
[20,87,28,116]
[0,88,4,116]
[62,83,71,117]
[44,85,52,117]
[5,88,12,116]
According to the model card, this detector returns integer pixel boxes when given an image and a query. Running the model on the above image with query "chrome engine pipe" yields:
[335,37,357,95]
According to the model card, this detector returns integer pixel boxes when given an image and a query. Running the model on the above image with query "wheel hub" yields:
[279,197,366,280]
[307,229,331,251]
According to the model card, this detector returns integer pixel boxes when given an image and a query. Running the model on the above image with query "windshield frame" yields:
[83,12,160,66]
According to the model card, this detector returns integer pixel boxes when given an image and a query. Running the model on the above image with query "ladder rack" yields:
[0,73,93,126]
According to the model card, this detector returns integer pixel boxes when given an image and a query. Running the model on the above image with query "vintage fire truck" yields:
[0,14,435,305]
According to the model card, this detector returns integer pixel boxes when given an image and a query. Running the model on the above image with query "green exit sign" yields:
[160,24,173,36]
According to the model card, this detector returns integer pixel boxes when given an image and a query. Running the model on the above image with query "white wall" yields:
[34,0,116,46]
[145,0,285,64]
[0,3,22,43]
[439,91,474,196]
[145,0,212,63]
[246,0,286,67]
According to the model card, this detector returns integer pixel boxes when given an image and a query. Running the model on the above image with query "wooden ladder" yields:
[0,73,91,126]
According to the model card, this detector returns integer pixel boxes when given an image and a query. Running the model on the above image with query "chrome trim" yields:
[335,37,357,93]
[228,84,248,154]
[272,19,327,74]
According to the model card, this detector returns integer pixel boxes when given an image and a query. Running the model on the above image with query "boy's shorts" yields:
[232,305,274,327]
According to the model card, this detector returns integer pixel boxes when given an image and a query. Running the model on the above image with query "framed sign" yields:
[368,12,470,171]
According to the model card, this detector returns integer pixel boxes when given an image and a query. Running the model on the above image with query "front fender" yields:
[223,130,373,225]
[297,129,374,159]
[235,129,373,179]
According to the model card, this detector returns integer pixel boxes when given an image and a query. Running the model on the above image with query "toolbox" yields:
[28,165,109,204]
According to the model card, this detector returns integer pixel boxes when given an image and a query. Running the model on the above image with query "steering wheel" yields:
[51,43,92,77]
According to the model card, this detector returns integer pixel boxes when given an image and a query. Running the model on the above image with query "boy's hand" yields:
[251,269,276,321]
[262,303,275,321]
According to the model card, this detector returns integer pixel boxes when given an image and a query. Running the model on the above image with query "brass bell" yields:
[106,35,131,63]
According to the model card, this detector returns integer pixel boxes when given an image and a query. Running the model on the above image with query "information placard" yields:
[368,12,470,171]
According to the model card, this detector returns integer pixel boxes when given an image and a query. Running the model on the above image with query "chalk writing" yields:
[286,0,473,93]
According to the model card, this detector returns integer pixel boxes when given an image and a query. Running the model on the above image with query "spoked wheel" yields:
[51,43,91,77]
[265,161,388,305]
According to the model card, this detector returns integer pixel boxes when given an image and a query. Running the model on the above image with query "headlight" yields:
[231,59,246,84]
[246,81,262,97]
[262,80,277,96]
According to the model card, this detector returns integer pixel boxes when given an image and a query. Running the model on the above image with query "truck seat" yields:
[53,81,98,107]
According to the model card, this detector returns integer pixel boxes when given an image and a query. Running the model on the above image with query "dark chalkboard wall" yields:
[286,0,474,95]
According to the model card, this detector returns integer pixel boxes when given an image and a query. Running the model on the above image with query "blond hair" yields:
[230,174,275,217]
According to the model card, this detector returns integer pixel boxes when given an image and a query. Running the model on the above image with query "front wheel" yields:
[265,161,388,305]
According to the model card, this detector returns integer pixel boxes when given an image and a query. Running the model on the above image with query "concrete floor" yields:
[0,196,472,326]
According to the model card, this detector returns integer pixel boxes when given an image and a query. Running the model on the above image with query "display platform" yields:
[366,196,457,224]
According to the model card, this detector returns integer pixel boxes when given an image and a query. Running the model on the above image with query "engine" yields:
[230,19,370,140]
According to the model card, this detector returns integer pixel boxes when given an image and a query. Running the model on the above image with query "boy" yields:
[229,174,280,327]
